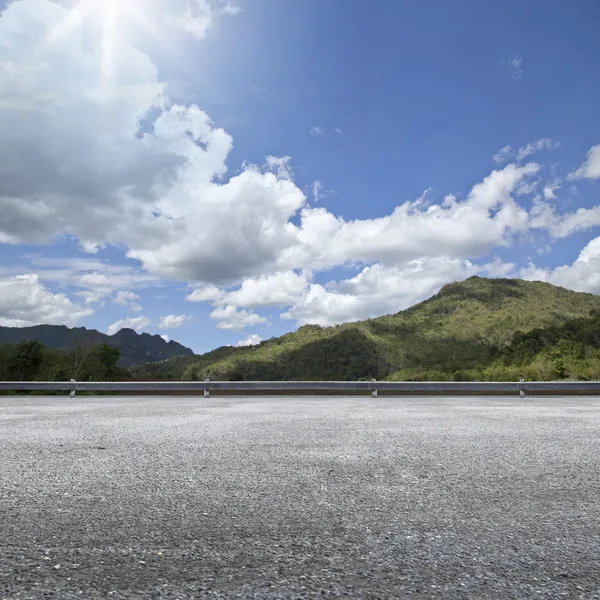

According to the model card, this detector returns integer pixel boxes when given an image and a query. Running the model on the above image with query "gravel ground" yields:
[1,396,600,599]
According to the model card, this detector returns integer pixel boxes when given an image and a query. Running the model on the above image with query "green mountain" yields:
[0,325,194,367]
[131,276,600,382]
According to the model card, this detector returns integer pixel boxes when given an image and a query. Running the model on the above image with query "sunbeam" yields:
[47,0,166,77]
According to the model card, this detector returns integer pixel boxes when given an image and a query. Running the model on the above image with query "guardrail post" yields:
[519,377,525,398]
[204,378,210,398]
[371,378,377,397]
[70,379,76,397]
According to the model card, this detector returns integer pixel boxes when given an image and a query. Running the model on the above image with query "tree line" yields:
[0,341,129,381]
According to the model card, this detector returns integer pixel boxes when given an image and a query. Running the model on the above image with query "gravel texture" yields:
[1,395,600,599]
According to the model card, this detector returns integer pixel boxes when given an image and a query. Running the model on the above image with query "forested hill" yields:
[0,325,194,367]
[131,276,600,381]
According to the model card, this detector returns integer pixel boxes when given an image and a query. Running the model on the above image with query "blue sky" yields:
[1,0,600,353]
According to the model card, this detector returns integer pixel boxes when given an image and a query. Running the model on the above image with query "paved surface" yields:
[1,396,600,599]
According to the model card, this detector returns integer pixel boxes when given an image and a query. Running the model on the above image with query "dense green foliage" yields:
[131,277,600,382]
[0,325,193,366]
[0,341,128,381]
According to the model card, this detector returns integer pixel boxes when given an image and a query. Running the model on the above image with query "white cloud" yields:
[493,146,513,165]
[237,334,262,347]
[158,314,189,329]
[482,257,515,277]
[282,259,481,327]
[543,180,561,200]
[76,290,106,305]
[281,163,539,272]
[208,305,268,330]
[0,0,306,286]
[312,180,322,202]
[221,270,310,309]
[519,262,552,283]
[107,315,151,335]
[0,274,93,327]
[191,255,517,328]
[334,127,342,134]
[221,1,243,16]
[186,284,225,303]
[520,237,600,294]
[281,256,519,327]
[503,54,523,81]
[78,273,111,289]
[530,196,600,238]
[568,144,600,181]
[129,160,306,284]
[2,257,159,300]
[113,290,142,311]
[515,178,540,196]
[160,334,170,342]
[265,155,292,180]
[163,0,241,39]
[309,125,324,136]
[494,139,559,165]
[516,139,560,161]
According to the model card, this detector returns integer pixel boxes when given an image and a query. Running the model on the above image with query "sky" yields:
[0,0,600,353]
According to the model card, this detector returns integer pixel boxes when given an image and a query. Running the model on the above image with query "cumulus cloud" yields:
[160,334,170,342]
[520,236,600,294]
[7,8,297,281]
[237,334,263,347]
[543,180,561,200]
[76,290,106,305]
[209,305,269,330]
[482,258,515,277]
[107,315,151,335]
[280,163,539,272]
[220,271,310,309]
[281,259,482,326]
[0,274,93,327]
[280,255,521,327]
[265,156,292,180]
[114,291,142,311]
[309,125,324,136]
[568,144,600,181]
[190,258,515,328]
[0,0,306,286]
[529,196,600,238]
[158,314,189,329]
[186,284,225,303]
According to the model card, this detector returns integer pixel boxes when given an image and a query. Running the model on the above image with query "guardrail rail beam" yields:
[0,380,599,395]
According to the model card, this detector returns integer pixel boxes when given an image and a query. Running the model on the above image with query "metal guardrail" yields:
[1,380,599,396]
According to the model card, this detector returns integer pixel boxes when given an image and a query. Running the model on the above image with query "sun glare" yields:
[48,0,164,78]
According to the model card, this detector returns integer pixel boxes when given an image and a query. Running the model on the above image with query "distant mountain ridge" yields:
[0,325,194,367]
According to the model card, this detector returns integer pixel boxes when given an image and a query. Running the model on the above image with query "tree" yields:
[7,340,44,380]
[93,344,120,379]
[71,342,95,380]
[69,343,121,381]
